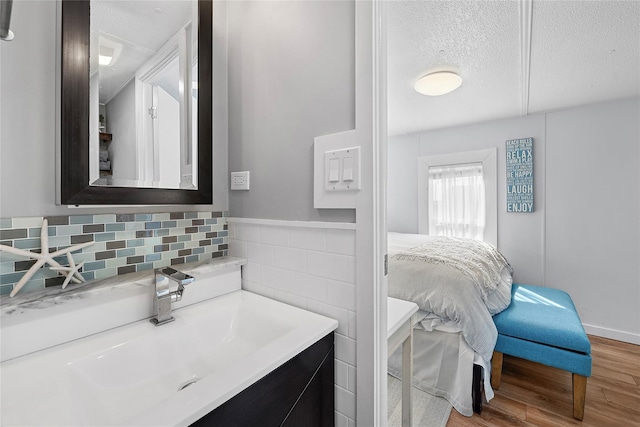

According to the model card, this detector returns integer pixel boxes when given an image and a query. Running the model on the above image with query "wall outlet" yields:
[230,171,250,190]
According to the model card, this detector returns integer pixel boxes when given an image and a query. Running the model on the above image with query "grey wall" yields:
[227,1,355,222]
[545,97,640,341]
[387,97,640,341]
[0,1,228,218]
[0,1,57,218]
[387,133,419,234]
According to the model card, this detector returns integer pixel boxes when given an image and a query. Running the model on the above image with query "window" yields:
[428,162,485,240]
[418,149,497,246]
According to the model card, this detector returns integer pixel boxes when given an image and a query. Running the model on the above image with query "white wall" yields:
[157,86,181,185]
[229,220,357,425]
[387,97,640,344]
[0,1,228,218]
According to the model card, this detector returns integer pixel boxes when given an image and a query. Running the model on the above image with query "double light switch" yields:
[325,147,360,192]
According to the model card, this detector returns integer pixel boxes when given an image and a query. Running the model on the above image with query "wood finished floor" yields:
[446,335,640,427]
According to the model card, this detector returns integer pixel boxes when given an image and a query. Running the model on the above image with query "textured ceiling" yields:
[90,1,194,104]
[386,0,640,136]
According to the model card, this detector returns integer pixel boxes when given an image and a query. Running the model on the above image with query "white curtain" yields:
[428,163,485,241]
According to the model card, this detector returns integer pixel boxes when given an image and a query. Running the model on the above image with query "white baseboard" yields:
[583,323,640,345]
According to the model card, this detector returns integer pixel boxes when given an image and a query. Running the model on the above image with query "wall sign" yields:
[506,137,534,213]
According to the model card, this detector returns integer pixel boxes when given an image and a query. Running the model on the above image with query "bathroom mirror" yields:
[60,0,212,205]
[89,0,198,190]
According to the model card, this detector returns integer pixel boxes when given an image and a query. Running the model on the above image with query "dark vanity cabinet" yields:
[192,333,335,427]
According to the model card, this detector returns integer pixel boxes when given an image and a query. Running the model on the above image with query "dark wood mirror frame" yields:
[60,0,213,205]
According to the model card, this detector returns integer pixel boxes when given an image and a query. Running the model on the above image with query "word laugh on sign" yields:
[506,137,534,213]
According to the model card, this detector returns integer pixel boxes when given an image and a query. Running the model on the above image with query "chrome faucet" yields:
[150,267,195,326]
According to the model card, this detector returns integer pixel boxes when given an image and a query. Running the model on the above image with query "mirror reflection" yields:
[89,0,198,190]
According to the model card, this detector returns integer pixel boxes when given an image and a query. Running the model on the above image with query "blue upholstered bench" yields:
[491,283,592,420]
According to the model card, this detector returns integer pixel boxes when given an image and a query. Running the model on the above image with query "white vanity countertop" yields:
[0,257,246,362]
[0,256,246,313]
[1,290,338,426]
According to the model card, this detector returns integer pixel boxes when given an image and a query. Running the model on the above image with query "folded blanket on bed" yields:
[393,237,513,314]
[388,236,512,362]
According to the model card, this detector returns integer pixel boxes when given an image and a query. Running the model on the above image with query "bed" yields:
[387,232,513,416]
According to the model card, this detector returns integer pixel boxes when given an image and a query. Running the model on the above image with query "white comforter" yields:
[387,233,512,364]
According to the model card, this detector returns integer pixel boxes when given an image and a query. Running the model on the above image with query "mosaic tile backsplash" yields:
[0,211,228,296]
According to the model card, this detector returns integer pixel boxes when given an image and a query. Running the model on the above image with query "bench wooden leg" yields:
[573,373,587,420]
[491,351,503,389]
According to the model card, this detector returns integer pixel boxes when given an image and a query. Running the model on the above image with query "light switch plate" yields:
[230,171,250,190]
[313,130,359,209]
[324,147,360,192]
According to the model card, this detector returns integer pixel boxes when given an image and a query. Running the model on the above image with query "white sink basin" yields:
[1,291,337,426]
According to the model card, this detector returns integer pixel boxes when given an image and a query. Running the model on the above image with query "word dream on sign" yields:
[506,137,534,213]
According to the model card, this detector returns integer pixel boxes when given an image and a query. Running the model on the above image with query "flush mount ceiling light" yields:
[99,45,114,66]
[97,36,122,68]
[414,71,462,96]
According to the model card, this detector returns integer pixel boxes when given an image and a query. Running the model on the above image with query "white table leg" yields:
[387,298,418,427]
[401,326,413,427]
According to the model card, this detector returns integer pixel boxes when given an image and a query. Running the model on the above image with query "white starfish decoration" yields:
[0,219,94,297]
[50,252,87,290]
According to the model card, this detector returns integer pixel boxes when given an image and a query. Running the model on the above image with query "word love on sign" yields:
[506,137,534,213]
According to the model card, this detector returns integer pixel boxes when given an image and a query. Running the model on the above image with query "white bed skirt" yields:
[388,326,494,417]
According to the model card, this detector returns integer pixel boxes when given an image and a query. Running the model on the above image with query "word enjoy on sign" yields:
[507,202,534,212]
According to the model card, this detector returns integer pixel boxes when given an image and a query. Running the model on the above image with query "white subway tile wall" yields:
[228,220,357,425]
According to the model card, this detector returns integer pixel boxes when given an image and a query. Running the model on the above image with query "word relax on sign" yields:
[506,149,532,163]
